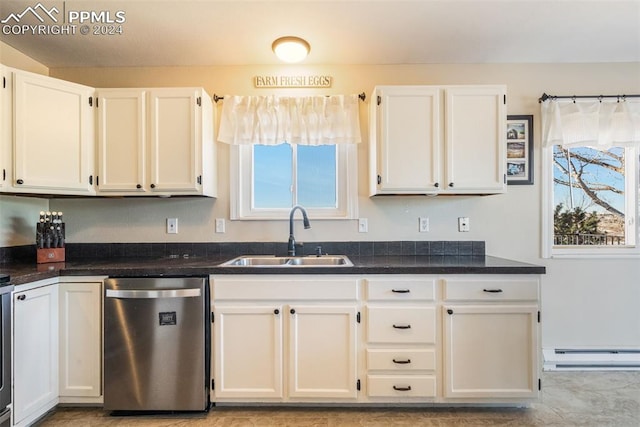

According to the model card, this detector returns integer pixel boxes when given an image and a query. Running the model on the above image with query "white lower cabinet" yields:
[12,277,104,426]
[58,281,103,401]
[214,305,284,399]
[13,281,59,427]
[442,277,540,400]
[211,276,359,402]
[364,276,438,400]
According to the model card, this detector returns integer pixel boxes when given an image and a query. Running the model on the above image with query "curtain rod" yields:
[213,92,367,103]
[538,92,640,103]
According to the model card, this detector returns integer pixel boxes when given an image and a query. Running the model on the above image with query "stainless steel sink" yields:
[219,255,353,267]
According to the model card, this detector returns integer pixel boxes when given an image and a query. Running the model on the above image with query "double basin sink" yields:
[220,254,353,268]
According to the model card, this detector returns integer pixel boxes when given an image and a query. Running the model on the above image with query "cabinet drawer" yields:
[212,276,359,300]
[367,307,436,344]
[365,277,436,301]
[443,278,539,301]
[367,375,436,398]
[367,349,436,371]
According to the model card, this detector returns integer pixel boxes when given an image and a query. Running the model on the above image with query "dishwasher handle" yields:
[106,288,201,299]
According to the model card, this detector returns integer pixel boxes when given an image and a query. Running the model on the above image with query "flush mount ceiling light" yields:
[272,36,310,63]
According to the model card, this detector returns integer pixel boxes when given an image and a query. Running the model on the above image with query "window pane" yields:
[297,145,337,208]
[253,144,292,208]
[553,146,626,246]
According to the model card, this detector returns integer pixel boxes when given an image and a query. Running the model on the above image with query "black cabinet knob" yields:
[16,179,24,185]
[290,308,296,315]
[17,295,26,301]
[434,182,439,188]
[449,182,454,187]
[150,184,156,189]
[447,309,454,315]
[274,309,279,315]
[136,184,142,189]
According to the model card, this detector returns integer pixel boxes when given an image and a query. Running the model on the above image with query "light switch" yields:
[358,218,368,233]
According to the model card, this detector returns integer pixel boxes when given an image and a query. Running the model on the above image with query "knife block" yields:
[37,248,65,264]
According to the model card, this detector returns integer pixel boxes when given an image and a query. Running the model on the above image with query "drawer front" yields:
[367,349,436,371]
[367,307,436,344]
[365,277,436,301]
[211,276,359,300]
[367,375,436,398]
[443,278,539,301]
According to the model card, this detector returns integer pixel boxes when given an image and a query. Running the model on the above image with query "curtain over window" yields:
[218,94,362,146]
[541,99,640,148]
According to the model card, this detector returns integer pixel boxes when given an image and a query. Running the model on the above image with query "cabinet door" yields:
[288,305,358,399]
[13,285,59,425]
[0,67,10,191]
[96,89,146,193]
[148,88,202,194]
[371,86,441,194]
[58,282,102,398]
[444,86,506,193]
[13,72,94,194]
[443,304,539,399]
[214,306,283,399]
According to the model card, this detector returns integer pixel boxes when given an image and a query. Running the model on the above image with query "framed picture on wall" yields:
[506,115,533,185]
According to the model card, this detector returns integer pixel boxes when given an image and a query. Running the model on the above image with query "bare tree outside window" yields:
[553,146,626,246]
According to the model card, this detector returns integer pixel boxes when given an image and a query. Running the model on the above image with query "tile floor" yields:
[35,371,640,426]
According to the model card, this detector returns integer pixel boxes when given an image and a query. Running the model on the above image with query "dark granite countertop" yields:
[2,255,545,285]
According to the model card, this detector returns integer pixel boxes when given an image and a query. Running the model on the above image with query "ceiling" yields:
[1,0,639,68]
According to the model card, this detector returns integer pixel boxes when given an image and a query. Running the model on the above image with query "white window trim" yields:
[541,145,640,259]
[230,144,358,220]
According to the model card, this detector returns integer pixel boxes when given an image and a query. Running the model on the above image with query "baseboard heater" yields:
[543,348,640,371]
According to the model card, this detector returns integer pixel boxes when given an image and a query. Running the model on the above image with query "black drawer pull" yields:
[392,358,411,364]
[274,309,279,315]
[391,289,410,294]
[290,308,295,315]
[392,324,411,329]
[483,288,503,293]
[393,385,412,391]
[17,295,26,301]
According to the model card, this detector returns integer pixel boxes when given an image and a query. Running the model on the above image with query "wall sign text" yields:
[254,75,332,88]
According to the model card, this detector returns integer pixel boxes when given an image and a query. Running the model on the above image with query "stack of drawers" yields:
[364,276,438,399]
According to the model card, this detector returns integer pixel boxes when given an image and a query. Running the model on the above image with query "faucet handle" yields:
[315,245,324,257]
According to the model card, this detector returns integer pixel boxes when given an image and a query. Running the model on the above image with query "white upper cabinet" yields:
[12,70,95,195]
[369,85,506,196]
[370,86,441,194]
[149,88,215,195]
[444,86,506,194]
[0,66,10,191]
[96,87,216,197]
[96,89,146,193]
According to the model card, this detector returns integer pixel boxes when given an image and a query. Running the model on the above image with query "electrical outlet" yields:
[358,218,368,233]
[458,217,470,232]
[215,218,225,233]
[167,218,178,234]
[419,217,429,232]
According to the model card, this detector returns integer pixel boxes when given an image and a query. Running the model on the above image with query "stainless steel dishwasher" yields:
[104,277,210,412]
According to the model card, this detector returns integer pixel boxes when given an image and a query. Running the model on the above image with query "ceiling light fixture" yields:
[272,36,310,63]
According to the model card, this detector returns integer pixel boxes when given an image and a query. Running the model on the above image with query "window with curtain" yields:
[219,94,360,219]
[541,98,640,257]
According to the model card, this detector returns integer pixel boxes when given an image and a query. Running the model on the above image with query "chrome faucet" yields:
[288,205,311,256]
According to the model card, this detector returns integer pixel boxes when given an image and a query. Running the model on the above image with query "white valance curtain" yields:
[541,98,640,148]
[218,94,362,145]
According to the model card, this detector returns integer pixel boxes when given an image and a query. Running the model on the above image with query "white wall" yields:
[6,61,639,350]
